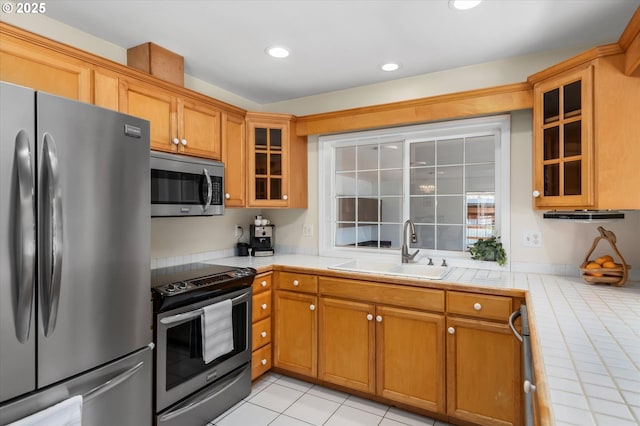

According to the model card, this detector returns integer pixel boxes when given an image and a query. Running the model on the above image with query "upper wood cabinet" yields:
[179,97,221,159]
[529,48,640,210]
[0,27,91,102]
[222,111,247,207]
[246,112,307,208]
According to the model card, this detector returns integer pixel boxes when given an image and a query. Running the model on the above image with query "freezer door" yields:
[0,82,37,402]
[0,344,153,426]
[36,92,151,387]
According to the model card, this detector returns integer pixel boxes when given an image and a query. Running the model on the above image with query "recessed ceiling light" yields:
[449,0,482,10]
[381,63,400,72]
[266,46,290,58]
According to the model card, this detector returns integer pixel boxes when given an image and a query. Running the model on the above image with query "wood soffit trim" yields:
[618,6,640,51]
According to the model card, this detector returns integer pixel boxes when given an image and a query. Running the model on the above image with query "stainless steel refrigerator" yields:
[0,82,153,425]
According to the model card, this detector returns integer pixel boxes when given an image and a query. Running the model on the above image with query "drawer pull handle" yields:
[366,314,373,321]
[376,315,382,323]
[261,331,267,338]
[261,304,267,310]
[309,304,315,311]
[261,280,267,287]
[448,327,455,335]
[293,280,299,286]
[261,359,267,365]
[474,303,482,311]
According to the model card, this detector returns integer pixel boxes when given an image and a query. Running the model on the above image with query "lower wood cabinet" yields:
[446,316,522,426]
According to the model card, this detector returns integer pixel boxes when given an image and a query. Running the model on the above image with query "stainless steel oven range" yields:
[151,263,256,426]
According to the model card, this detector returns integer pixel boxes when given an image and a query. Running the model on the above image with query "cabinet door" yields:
[533,65,594,208]
[446,317,522,426]
[93,68,119,111]
[178,98,221,159]
[376,306,445,413]
[222,112,246,207]
[273,291,317,377]
[318,297,375,393]
[119,79,177,153]
[0,35,90,102]
[247,118,290,207]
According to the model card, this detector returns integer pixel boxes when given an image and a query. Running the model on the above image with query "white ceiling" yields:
[44,0,639,104]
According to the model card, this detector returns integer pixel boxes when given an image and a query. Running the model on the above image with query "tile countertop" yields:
[206,254,640,426]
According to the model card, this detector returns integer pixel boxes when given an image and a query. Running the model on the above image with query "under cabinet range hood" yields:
[543,210,625,221]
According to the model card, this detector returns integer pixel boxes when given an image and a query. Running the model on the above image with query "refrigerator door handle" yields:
[203,168,212,212]
[83,361,144,402]
[40,133,63,337]
[15,130,36,343]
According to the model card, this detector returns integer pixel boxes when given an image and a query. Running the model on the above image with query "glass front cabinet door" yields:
[532,65,594,208]
[247,113,291,207]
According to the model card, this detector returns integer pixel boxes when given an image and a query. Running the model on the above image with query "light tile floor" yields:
[209,373,454,426]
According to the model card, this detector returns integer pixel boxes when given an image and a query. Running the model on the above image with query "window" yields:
[319,115,510,262]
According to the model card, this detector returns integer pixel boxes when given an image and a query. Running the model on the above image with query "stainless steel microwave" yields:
[150,151,224,217]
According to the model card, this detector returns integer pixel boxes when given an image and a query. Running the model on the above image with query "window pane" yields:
[410,141,435,166]
[336,147,356,172]
[336,225,357,247]
[465,135,495,163]
[410,196,435,223]
[410,167,436,195]
[379,142,403,169]
[437,225,464,251]
[337,198,355,222]
[437,165,463,194]
[380,224,399,248]
[380,170,402,196]
[358,144,378,170]
[356,224,378,247]
[357,171,378,196]
[358,198,379,222]
[437,138,463,165]
[336,172,356,196]
[466,164,495,192]
[437,196,464,223]
[380,197,402,223]
[414,224,435,250]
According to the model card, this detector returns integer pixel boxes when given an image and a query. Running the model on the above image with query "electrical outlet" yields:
[523,230,542,247]
[234,225,243,239]
[303,224,313,237]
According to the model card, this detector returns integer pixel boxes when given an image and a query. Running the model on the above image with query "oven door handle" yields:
[159,291,249,325]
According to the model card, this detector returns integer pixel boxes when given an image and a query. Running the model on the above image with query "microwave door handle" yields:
[41,133,63,337]
[203,168,212,212]
[15,130,36,343]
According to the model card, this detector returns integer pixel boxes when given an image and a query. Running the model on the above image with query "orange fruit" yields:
[585,262,603,276]
[602,261,617,269]
[595,255,614,265]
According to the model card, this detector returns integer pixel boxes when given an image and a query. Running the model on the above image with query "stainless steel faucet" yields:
[401,219,419,263]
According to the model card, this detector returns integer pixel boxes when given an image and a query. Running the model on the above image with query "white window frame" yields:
[318,115,511,268]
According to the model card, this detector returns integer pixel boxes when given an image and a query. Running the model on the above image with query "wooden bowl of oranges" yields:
[579,227,630,286]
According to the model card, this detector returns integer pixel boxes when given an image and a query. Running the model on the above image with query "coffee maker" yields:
[250,224,275,256]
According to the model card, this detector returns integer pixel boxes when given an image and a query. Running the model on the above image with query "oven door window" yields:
[165,303,247,391]
[151,169,209,206]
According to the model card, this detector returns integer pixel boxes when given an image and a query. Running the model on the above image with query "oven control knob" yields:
[178,282,188,290]
[166,284,176,292]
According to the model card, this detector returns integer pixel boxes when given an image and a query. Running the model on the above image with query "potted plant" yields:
[469,236,507,266]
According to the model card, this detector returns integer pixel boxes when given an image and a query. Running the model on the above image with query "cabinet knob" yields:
[448,327,455,335]
[282,195,288,201]
[376,315,382,323]
[225,193,231,200]
[474,303,482,311]
[532,190,541,198]
[181,139,187,146]
[261,359,267,365]
[261,303,267,310]
[524,380,537,394]
[172,138,179,145]
[261,331,267,338]
[366,314,373,321]
[293,279,299,286]
[261,280,267,287]
[309,304,315,311]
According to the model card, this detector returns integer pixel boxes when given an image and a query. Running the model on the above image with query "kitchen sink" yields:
[329,259,449,280]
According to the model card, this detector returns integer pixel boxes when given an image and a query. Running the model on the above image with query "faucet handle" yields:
[427,257,433,266]
[441,259,447,267]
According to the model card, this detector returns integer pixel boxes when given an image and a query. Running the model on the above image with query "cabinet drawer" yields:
[252,290,272,323]
[446,291,512,321]
[253,273,272,294]
[276,272,318,293]
[252,343,272,380]
[252,317,272,351]
[319,277,444,312]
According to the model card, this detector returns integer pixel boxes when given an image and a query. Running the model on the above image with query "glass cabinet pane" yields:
[270,178,281,200]
[564,161,581,195]
[543,88,560,123]
[544,127,559,160]
[544,164,559,196]
[255,153,267,175]
[255,178,267,200]
[270,129,282,149]
[255,128,267,148]
[564,121,581,157]
[564,80,581,117]
[270,153,282,175]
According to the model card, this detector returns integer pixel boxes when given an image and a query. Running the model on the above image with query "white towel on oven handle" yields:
[201,299,234,364]
[8,395,83,426]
